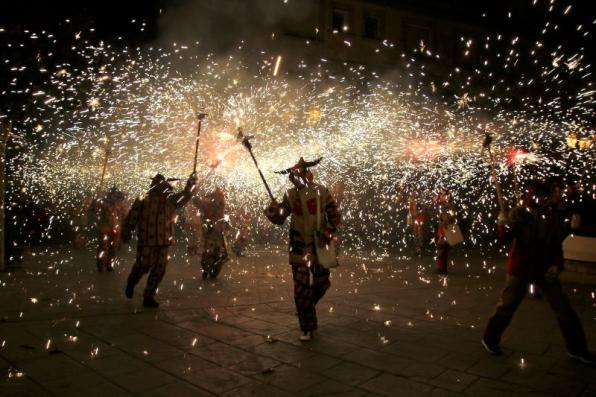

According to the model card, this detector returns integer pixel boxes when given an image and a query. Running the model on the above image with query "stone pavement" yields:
[0,245,595,396]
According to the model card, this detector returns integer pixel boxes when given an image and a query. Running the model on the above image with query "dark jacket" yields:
[499,202,568,280]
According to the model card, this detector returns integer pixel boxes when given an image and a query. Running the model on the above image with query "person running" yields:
[122,173,197,308]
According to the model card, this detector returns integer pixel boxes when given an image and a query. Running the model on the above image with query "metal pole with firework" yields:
[193,111,207,174]
[482,133,506,213]
[236,127,276,202]
[96,139,111,197]
[508,148,527,201]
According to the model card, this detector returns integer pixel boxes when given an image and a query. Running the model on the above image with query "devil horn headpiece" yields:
[275,157,323,174]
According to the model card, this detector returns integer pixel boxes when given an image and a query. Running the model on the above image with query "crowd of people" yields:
[3,157,595,363]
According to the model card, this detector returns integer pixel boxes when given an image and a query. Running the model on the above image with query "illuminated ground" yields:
[1,245,595,396]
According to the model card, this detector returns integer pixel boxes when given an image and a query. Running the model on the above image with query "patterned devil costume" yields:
[184,201,203,256]
[94,187,128,271]
[265,158,341,338]
[122,173,196,307]
[192,188,229,279]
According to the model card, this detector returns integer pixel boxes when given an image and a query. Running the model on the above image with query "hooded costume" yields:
[192,187,229,279]
[265,157,341,336]
[122,173,196,307]
[94,186,128,271]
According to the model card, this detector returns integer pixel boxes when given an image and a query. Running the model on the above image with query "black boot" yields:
[143,296,159,308]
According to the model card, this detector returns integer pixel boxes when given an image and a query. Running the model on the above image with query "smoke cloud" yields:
[156,0,314,56]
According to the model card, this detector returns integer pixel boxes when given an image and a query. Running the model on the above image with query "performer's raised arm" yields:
[168,173,198,209]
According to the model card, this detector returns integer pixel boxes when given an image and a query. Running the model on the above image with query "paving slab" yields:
[322,361,381,386]
[0,246,594,396]
[359,373,434,396]
[429,369,479,392]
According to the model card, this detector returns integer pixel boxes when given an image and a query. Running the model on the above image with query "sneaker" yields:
[481,338,503,356]
[143,297,159,308]
[125,282,134,299]
[299,331,312,342]
[568,351,596,365]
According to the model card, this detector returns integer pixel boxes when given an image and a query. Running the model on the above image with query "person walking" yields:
[264,157,341,341]
[481,181,593,364]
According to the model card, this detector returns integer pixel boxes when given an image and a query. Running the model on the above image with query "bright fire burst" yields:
[1,1,594,253]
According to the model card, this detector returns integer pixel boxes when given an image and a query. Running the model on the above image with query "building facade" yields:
[276,0,518,74]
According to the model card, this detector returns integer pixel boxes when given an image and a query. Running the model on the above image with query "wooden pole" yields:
[237,128,276,202]
[193,113,207,173]
[0,122,11,272]
[193,119,203,173]
[97,143,110,197]
[482,133,505,212]
[247,146,275,202]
